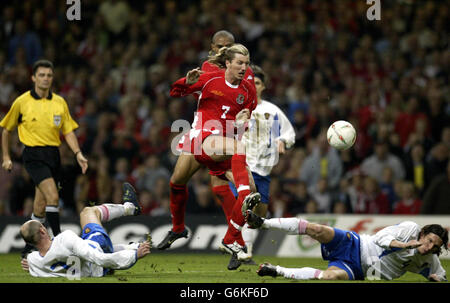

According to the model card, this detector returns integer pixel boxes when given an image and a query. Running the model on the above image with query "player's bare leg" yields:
[170,153,203,185]
[33,185,47,218]
[79,206,103,228]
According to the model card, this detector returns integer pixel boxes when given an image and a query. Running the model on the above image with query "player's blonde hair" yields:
[207,44,250,69]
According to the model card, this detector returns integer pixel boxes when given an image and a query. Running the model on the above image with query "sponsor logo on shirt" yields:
[211,90,225,97]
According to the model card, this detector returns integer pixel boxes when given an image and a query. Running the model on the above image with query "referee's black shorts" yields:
[22,146,61,186]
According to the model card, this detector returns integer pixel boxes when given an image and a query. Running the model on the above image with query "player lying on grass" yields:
[20,183,151,278]
[245,210,448,281]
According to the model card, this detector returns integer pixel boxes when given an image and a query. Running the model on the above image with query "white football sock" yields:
[262,217,309,235]
[95,203,135,222]
[276,266,323,280]
[242,223,258,256]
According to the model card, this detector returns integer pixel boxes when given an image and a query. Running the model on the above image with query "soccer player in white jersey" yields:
[245,210,448,281]
[20,183,151,278]
[230,65,295,262]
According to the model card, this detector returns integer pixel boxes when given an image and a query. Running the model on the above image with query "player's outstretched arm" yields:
[170,68,206,97]
[67,231,139,270]
[389,239,422,249]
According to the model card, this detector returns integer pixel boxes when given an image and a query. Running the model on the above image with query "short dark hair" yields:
[419,224,449,256]
[212,30,235,44]
[32,59,54,75]
[250,64,266,85]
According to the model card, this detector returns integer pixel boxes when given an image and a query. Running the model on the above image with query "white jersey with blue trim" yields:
[359,221,446,281]
[243,100,295,177]
[26,230,137,278]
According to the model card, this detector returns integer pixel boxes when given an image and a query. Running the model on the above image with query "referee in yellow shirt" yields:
[0,59,88,257]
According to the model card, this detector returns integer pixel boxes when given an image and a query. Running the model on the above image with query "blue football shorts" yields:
[81,223,113,254]
[320,228,364,280]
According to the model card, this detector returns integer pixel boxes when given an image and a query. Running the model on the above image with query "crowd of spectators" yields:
[0,0,448,219]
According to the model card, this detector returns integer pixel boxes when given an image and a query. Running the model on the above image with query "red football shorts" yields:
[177,129,231,177]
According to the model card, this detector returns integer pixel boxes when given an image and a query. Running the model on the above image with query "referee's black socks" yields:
[45,205,61,236]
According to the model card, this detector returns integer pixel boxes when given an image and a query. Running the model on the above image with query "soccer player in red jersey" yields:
[157,32,235,253]
[166,44,261,269]
[158,32,257,269]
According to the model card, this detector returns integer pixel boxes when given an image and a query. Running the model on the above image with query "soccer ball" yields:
[327,120,356,150]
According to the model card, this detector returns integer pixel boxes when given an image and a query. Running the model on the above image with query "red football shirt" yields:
[170,71,257,137]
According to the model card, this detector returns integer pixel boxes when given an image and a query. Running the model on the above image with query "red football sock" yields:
[223,224,245,246]
[222,154,252,246]
[231,154,251,201]
[222,193,247,246]
[212,184,236,224]
[169,182,188,233]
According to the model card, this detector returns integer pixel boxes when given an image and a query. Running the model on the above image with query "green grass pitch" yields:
[0,253,448,283]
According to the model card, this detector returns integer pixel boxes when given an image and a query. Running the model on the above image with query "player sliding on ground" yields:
[19,183,151,278]
[245,210,448,281]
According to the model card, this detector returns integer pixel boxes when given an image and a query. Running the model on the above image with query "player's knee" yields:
[80,206,95,216]
[170,172,187,185]
[307,223,324,238]
[321,269,348,280]
[170,174,180,185]
[321,271,337,280]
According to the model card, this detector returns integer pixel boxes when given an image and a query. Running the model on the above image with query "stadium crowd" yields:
[0,0,448,219]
